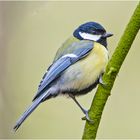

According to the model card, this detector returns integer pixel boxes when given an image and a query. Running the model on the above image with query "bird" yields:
[13,21,113,131]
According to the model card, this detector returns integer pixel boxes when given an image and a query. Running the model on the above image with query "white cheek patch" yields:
[79,32,101,41]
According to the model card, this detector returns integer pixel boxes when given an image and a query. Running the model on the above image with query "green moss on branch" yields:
[82,2,140,139]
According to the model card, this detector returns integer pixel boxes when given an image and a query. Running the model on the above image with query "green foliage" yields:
[82,2,140,139]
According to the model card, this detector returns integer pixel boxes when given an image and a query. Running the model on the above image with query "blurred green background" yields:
[0,1,140,139]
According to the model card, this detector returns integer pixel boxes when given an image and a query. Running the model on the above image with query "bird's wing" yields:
[33,41,94,101]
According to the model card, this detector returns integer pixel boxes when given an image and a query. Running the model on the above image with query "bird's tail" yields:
[13,91,50,132]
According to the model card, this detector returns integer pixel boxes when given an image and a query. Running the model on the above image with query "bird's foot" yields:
[99,76,107,87]
[81,109,94,123]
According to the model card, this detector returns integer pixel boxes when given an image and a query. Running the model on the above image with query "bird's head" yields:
[73,22,113,47]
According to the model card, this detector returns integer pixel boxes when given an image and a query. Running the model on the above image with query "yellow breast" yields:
[61,42,109,91]
[80,42,108,86]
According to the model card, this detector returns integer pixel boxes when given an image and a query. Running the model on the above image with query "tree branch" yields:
[82,2,140,139]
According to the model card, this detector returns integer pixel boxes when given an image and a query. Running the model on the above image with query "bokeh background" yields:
[0,1,140,139]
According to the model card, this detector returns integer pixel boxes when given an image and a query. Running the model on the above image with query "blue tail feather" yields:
[13,91,50,131]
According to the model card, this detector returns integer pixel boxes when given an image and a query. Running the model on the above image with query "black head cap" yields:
[73,21,113,47]
[73,22,106,39]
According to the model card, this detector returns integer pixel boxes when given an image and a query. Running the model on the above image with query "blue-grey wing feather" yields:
[38,57,76,93]
[33,41,93,101]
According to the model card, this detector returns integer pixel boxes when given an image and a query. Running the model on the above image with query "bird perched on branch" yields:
[13,21,113,131]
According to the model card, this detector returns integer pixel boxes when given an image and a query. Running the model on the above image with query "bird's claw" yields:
[99,76,107,87]
[81,110,94,124]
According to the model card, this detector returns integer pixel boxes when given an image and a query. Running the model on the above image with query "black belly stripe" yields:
[62,78,99,96]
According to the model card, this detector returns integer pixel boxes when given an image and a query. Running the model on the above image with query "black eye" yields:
[91,30,99,35]
[96,29,105,34]
[91,31,96,34]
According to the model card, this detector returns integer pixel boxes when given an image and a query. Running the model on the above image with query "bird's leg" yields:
[69,94,93,122]
[99,75,106,87]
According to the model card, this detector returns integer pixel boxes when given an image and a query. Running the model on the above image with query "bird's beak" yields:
[102,32,113,38]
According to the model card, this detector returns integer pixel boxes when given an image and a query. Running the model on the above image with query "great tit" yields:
[13,21,113,131]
